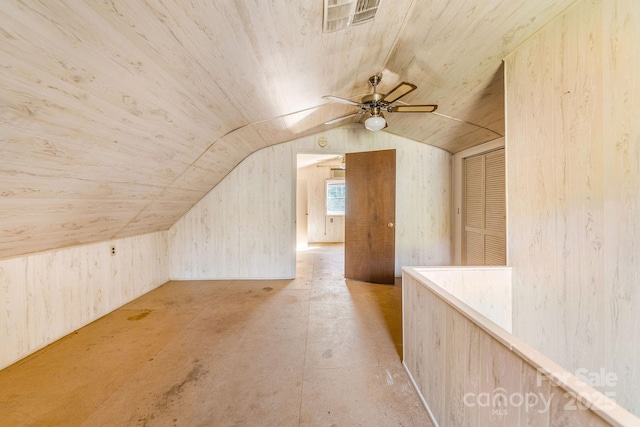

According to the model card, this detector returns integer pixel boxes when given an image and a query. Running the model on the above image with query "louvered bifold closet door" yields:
[483,150,506,264]
[464,156,485,264]
[463,149,506,265]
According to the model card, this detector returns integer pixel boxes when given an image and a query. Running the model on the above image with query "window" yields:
[326,179,346,215]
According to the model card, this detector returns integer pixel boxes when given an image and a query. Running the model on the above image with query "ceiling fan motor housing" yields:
[361,93,386,116]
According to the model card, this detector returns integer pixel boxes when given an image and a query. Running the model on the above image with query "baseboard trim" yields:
[402,360,439,427]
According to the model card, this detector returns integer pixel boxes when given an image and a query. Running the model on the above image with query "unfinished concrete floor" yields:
[0,244,433,426]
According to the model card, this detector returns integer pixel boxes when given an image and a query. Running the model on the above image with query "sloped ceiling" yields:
[0,0,576,259]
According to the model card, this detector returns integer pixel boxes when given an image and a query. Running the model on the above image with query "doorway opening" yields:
[296,153,345,277]
[296,153,346,249]
[295,150,397,284]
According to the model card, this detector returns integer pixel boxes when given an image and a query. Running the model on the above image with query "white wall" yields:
[297,161,345,243]
[169,124,452,279]
[505,0,640,416]
[0,231,169,370]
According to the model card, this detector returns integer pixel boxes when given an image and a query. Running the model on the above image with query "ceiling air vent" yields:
[323,0,381,33]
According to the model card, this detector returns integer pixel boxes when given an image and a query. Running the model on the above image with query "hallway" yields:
[0,244,432,426]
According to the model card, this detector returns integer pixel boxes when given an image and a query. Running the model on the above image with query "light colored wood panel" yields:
[0,44,218,154]
[384,0,574,134]
[519,363,551,426]
[402,274,418,376]
[486,337,521,426]
[553,0,605,383]
[0,171,164,201]
[548,391,612,427]
[192,144,250,176]
[505,15,565,366]
[0,0,584,261]
[463,322,482,426]
[0,2,231,132]
[0,231,169,370]
[394,136,452,270]
[385,113,501,153]
[117,201,197,239]
[444,307,468,425]
[169,143,295,279]
[505,0,607,387]
[170,126,452,279]
[0,257,29,363]
[405,268,638,425]
[403,267,639,426]
[420,286,446,422]
[603,0,640,416]
[0,199,149,260]
[506,0,640,418]
[0,135,190,188]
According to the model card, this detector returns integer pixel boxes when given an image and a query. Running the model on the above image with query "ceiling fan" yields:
[323,75,437,131]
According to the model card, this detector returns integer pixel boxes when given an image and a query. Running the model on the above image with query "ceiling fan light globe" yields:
[365,116,386,131]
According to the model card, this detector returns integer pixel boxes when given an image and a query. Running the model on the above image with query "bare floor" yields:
[0,244,432,426]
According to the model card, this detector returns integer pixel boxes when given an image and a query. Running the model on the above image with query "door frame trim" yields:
[452,138,505,265]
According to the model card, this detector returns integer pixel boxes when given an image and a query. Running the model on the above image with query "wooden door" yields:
[344,149,396,284]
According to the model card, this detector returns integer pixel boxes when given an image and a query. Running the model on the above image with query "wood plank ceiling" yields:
[0,0,577,259]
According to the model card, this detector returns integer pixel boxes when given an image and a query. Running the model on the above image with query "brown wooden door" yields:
[344,149,396,284]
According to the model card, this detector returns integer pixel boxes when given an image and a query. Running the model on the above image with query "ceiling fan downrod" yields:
[363,75,385,116]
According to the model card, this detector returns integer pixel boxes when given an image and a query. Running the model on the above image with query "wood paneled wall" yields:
[0,231,169,370]
[413,267,512,332]
[505,0,640,417]
[169,125,452,279]
[402,269,638,426]
[169,144,295,279]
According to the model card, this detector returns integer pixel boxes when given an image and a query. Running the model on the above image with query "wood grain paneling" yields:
[0,231,169,370]
[505,0,640,418]
[169,125,451,279]
[602,0,640,416]
[413,267,512,333]
[402,269,637,426]
[1,0,576,259]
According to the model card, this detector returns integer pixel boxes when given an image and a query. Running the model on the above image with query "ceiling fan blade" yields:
[324,112,362,125]
[381,82,417,104]
[322,95,362,106]
[390,104,438,113]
